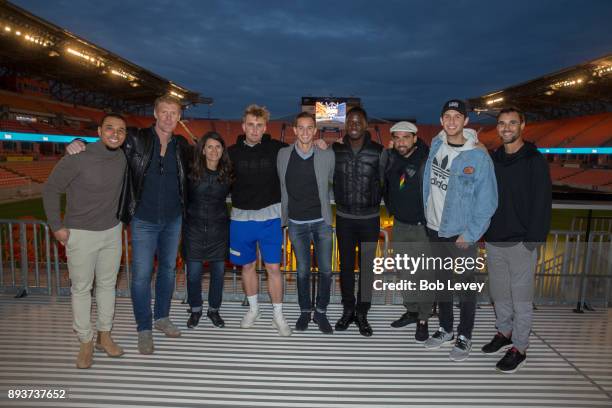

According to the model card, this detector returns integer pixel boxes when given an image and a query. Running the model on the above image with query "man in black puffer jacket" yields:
[333,106,383,337]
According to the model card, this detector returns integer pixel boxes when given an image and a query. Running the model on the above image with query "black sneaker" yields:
[187,311,202,329]
[415,320,429,343]
[313,311,333,334]
[496,347,526,373]
[481,332,512,354]
[335,308,355,331]
[355,312,373,337]
[295,312,311,331]
[390,312,419,328]
[207,310,225,328]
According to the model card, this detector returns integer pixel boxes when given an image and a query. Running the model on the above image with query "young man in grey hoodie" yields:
[421,100,498,361]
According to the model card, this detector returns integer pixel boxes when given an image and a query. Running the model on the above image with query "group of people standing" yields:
[43,95,551,374]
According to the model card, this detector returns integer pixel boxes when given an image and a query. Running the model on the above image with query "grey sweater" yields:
[43,142,126,232]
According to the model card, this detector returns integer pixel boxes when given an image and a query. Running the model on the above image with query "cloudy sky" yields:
[12,0,612,122]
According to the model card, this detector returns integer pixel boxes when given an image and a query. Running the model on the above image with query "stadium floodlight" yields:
[110,68,137,82]
[4,25,10,32]
[66,47,103,66]
[170,91,184,99]
[550,77,585,90]
[486,97,504,105]
[21,33,49,47]
[593,65,612,77]
[15,30,21,36]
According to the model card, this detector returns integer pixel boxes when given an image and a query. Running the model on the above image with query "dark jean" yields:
[186,260,225,312]
[130,215,181,332]
[336,215,380,313]
[427,227,477,339]
[288,220,333,313]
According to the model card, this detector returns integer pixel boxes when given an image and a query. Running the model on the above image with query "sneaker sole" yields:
[423,337,455,349]
[497,359,526,374]
[390,321,417,328]
[449,351,471,361]
[240,312,262,329]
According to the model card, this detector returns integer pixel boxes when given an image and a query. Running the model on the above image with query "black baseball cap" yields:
[441,99,468,117]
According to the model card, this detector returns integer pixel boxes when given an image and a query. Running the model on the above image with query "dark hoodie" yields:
[485,141,552,247]
[383,139,430,224]
[227,133,287,210]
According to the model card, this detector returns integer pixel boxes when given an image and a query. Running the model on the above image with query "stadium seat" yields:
[564,112,612,147]
[557,169,612,191]
[537,114,608,148]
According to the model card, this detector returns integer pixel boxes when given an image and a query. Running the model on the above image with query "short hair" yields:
[293,111,316,127]
[99,112,126,127]
[497,106,525,123]
[154,94,183,110]
[243,104,270,122]
[346,106,368,123]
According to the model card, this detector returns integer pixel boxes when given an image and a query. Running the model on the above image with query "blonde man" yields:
[66,95,191,354]
[227,104,293,336]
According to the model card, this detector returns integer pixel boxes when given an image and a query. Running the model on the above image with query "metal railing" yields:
[0,219,54,296]
[2,219,611,307]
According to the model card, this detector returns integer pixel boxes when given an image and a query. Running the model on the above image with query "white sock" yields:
[273,303,283,320]
[248,295,259,312]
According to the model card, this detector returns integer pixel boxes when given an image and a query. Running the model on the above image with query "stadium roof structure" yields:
[468,54,612,121]
[0,0,212,113]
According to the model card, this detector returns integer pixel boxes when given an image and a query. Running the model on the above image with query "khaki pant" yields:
[66,223,122,342]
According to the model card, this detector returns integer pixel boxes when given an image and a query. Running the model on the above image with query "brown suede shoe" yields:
[76,340,94,369]
[95,331,124,357]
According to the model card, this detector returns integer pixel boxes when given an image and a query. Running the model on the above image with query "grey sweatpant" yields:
[392,220,431,321]
[485,243,538,353]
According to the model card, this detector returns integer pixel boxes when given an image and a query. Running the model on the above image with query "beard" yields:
[502,133,520,144]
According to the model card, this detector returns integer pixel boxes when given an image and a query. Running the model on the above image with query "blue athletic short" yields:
[229,218,282,265]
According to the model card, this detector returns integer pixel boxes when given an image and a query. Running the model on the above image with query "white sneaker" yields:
[240,309,261,328]
[272,314,293,337]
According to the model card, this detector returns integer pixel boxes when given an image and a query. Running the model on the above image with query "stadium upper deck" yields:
[0,1,611,194]
[0,1,211,113]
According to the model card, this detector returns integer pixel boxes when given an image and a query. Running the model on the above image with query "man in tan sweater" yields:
[43,113,127,369]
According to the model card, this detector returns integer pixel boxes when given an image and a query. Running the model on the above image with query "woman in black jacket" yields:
[184,132,232,328]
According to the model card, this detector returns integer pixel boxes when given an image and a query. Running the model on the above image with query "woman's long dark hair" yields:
[190,131,233,184]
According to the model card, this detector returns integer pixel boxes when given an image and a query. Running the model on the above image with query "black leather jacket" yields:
[332,132,384,216]
[118,126,191,224]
